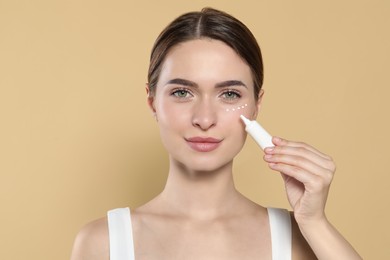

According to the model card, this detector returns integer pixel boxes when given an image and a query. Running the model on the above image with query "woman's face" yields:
[148,39,262,172]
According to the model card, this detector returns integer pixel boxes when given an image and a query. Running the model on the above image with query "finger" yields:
[272,137,332,161]
[264,153,332,178]
[264,145,336,172]
[268,162,332,191]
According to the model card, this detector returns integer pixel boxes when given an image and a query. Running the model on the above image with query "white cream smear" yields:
[225,103,248,112]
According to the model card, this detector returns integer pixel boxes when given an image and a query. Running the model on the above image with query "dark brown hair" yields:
[148,7,264,100]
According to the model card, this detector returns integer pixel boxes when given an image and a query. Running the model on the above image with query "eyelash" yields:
[170,88,242,101]
[220,90,241,100]
[171,88,193,99]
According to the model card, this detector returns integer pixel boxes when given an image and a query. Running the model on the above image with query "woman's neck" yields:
[157,159,244,220]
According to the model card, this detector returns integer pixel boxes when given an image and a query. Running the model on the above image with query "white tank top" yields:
[107,207,291,260]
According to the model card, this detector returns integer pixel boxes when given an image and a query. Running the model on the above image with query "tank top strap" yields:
[107,207,135,260]
[267,207,292,260]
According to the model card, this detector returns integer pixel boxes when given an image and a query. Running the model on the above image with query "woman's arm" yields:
[263,137,362,259]
[298,216,362,259]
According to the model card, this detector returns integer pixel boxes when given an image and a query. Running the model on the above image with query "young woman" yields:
[71,8,362,260]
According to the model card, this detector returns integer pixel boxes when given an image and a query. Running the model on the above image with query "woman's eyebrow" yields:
[165,78,197,87]
[215,80,247,88]
[165,78,247,88]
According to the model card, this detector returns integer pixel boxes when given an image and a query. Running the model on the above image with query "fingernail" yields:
[269,163,277,168]
[264,154,272,159]
[274,137,282,142]
[265,147,274,153]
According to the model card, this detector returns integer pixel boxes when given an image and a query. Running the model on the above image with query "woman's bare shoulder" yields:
[290,212,318,260]
[70,216,109,260]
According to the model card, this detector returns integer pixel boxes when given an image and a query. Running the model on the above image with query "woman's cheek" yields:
[157,101,192,127]
[218,102,253,138]
[218,102,256,123]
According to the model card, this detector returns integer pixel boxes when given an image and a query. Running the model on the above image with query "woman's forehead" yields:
[159,39,253,85]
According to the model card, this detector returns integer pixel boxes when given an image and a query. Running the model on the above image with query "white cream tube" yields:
[240,115,274,150]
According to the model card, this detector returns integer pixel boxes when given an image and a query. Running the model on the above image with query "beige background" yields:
[1,0,389,259]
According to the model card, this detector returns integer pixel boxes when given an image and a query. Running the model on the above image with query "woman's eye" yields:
[172,89,191,98]
[222,91,241,100]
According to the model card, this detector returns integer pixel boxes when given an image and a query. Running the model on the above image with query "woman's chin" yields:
[171,157,233,174]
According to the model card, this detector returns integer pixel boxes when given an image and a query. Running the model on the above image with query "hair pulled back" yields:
[148,7,264,100]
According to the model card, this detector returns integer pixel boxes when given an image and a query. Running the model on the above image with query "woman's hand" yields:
[263,137,336,225]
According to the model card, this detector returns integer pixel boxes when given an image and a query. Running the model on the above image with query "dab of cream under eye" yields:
[226,103,247,112]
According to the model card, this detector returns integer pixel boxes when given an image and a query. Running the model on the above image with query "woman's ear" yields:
[252,89,264,119]
[145,83,156,114]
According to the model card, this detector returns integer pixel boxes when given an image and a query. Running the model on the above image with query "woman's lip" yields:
[185,137,222,143]
[185,137,222,152]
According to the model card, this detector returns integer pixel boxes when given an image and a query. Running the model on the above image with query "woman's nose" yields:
[191,99,217,131]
